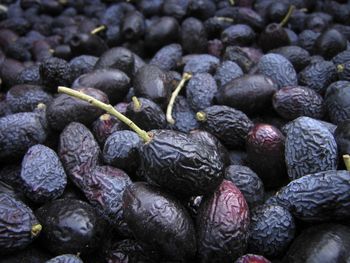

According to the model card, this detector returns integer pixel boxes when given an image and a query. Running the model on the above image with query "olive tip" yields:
[31,224,42,237]
[337,64,345,73]
[196,112,207,122]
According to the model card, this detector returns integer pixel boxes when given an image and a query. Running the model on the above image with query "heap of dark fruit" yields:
[1,0,350,262]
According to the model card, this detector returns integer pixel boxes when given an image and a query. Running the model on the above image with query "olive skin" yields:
[273,170,350,222]
[196,180,250,263]
[0,193,41,254]
[197,105,253,149]
[0,112,47,162]
[72,69,130,104]
[283,224,350,263]
[36,199,105,256]
[315,29,347,60]
[216,74,277,115]
[20,144,67,203]
[285,117,338,180]
[122,182,197,261]
[45,254,83,263]
[139,129,224,196]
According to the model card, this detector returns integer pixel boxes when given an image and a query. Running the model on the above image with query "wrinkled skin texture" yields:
[139,130,224,196]
[214,61,243,88]
[273,86,325,120]
[149,43,182,71]
[46,254,83,263]
[186,73,217,112]
[257,53,298,89]
[285,117,338,180]
[298,61,337,95]
[284,224,350,263]
[103,130,142,174]
[224,165,264,209]
[20,144,67,203]
[196,180,250,263]
[0,193,40,254]
[0,112,47,161]
[6,84,53,113]
[122,182,196,261]
[198,105,253,149]
[58,122,100,190]
[83,165,132,235]
[235,254,271,263]
[248,205,295,257]
[36,199,105,256]
[273,170,350,222]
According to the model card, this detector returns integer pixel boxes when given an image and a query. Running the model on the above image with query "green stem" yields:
[166,73,192,124]
[132,96,141,111]
[279,5,295,27]
[31,224,42,237]
[58,86,151,143]
[91,25,106,35]
[228,0,235,5]
[215,17,234,23]
[337,64,344,73]
[0,5,8,12]
[343,155,350,171]
[196,112,207,122]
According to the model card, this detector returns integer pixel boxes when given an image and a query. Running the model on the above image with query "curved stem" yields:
[31,224,42,237]
[166,73,192,124]
[343,155,350,171]
[196,112,207,122]
[58,86,151,143]
[132,96,141,111]
[91,25,106,35]
[279,5,295,27]
[0,5,8,12]
[228,0,235,6]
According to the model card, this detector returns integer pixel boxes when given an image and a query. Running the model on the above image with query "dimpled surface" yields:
[20,144,67,203]
[0,193,40,254]
[0,112,47,161]
[274,170,350,222]
[196,180,250,263]
[285,117,337,180]
[150,43,182,71]
[273,86,325,120]
[257,54,297,89]
[324,81,350,125]
[139,129,224,196]
[298,61,337,95]
[184,54,220,74]
[224,165,264,209]
[45,254,83,263]
[248,204,295,257]
[122,182,196,261]
[36,199,104,255]
[199,105,253,149]
[103,130,142,173]
[6,84,52,113]
[84,165,132,230]
[58,122,100,190]
[186,73,217,112]
[214,61,243,87]
[235,254,271,263]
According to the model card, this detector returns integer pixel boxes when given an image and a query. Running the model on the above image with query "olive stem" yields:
[337,64,344,73]
[31,224,42,237]
[196,111,207,122]
[0,4,8,12]
[132,96,141,111]
[279,5,295,27]
[228,0,235,5]
[58,86,151,143]
[166,72,192,125]
[343,155,350,171]
[91,25,106,35]
[215,17,234,23]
